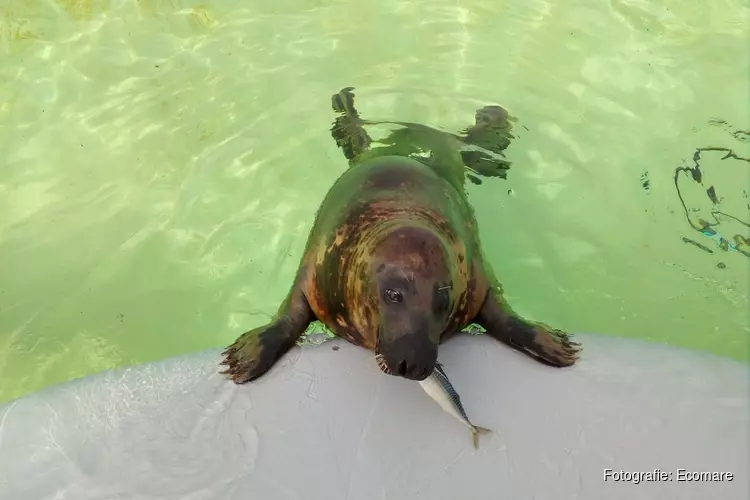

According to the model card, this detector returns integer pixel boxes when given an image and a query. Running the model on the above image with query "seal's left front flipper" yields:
[474,288,581,367]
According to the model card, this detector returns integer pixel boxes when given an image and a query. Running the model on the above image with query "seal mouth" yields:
[374,353,394,375]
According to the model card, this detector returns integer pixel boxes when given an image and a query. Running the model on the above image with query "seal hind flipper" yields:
[330,87,516,186]
[220,285,313,383]
[458,105,516,184]
[331,87,372,164]
[474,288,581,367]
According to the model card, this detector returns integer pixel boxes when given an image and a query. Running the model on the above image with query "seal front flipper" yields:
[220,284,313,383]
[474,288,581,367]
[330,86,372,164]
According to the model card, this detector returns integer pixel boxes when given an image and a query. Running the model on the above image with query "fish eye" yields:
[385,288,403,303]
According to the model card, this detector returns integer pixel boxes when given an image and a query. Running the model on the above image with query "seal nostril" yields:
[397,360,408,376]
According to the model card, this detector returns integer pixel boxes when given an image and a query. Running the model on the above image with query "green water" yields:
[0,0,748,403]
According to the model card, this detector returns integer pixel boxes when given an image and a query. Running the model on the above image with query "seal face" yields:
[220,87,580,385]
[368,226,453,379]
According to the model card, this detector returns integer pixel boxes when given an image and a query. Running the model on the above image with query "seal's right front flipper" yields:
[220,287,313,383]
[330,86,372,163]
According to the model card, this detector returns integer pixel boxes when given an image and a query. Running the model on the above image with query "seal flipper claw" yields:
[220,286,313,384]
[474,288,581,367]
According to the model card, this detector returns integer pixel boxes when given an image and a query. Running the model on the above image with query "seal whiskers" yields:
[374,353,393,375]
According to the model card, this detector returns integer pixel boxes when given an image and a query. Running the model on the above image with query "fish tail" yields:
[471,425,492,449]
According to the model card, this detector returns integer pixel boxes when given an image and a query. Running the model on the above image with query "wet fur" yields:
[220,87,580,384]
[302,158,485,349]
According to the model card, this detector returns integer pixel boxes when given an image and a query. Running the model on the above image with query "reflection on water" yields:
[0,0,748,402]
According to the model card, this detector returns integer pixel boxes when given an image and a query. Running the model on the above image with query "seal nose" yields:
[394,359,432,380]
[383,334,436,381]
[380,318,438,380]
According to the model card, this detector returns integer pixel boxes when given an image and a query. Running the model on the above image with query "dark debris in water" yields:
[706,185,718,204]
[681,236,713,254]
[672,119,750,260]
[640,169,651,193]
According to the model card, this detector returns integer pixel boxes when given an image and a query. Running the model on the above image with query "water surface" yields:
[1,0,748,402]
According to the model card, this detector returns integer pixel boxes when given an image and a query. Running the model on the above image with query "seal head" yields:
[370,224,454,381]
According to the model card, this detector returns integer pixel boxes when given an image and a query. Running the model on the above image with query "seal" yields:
[220,87,580,383]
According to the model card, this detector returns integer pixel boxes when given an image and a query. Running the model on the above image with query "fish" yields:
[418,362,492,449]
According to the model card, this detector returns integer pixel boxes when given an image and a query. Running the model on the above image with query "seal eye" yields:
[385,288,403,303]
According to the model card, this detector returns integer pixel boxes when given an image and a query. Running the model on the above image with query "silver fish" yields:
[418,362,492,449]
